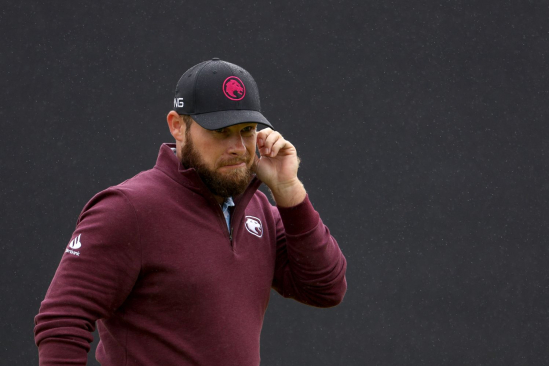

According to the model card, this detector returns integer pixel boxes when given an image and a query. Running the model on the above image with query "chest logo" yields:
[245,216,263,238]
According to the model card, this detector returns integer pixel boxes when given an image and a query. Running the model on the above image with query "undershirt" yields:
[221,196,235,231]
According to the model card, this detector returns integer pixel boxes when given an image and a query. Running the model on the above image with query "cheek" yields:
[245,138,257,154]
[196,139,224,167]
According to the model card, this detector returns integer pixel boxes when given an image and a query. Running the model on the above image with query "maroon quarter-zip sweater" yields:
[34,143,347,366]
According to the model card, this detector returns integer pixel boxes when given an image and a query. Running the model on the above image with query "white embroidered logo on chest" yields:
[245,216,263,238]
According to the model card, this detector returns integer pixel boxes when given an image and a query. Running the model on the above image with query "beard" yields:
[180,133,254,198]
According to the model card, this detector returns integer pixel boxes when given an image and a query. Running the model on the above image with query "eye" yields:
[241,126,256,135]
[213,128,226,134]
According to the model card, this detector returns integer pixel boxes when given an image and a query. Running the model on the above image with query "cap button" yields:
[212,57,220,61]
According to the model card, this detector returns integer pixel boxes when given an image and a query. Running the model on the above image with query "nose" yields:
[227,133,246,156]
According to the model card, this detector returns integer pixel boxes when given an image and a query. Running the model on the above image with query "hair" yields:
[180,114,193,129]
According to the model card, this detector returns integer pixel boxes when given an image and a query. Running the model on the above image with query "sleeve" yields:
[34,188,141,366]
[271,195,347,307]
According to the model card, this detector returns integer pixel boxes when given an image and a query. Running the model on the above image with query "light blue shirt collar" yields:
[221,197,235,232]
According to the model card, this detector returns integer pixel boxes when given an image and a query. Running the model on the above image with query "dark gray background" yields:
[2,1,548,365]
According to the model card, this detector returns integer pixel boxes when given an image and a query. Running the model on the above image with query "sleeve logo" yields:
[245,216,263,238]
[66,234,82,256]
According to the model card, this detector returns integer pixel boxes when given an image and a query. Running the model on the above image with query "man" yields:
[34,58,347,365]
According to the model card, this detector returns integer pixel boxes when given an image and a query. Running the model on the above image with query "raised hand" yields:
[254,128,306,207]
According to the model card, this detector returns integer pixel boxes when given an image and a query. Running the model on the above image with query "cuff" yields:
[277,195,320,236]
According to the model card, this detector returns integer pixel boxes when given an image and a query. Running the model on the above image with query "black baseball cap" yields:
[173,58,273,130]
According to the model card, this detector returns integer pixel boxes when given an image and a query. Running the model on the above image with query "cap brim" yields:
[191,110,273,130]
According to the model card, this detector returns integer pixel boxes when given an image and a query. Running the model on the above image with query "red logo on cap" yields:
[223,76,246,101]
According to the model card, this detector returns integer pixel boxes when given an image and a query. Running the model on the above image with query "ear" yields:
[167,111,186,142]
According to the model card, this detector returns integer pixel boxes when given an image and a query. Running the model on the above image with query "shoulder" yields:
[116,167,168,195]
[98,167,177,206]
[77,168,163,222]
[78,186,136,226]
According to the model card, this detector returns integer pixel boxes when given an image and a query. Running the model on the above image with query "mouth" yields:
[218,162,247,170]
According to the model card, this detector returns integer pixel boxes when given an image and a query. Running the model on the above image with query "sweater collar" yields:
[153,143,262,205]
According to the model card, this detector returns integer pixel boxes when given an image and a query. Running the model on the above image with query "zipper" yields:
[216,210,231,241]
[214,205,234,249]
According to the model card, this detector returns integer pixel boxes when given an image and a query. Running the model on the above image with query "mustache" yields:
[217,154,253,168]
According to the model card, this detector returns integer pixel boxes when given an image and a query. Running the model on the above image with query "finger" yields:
[256,128,273,149]
[269,137,288,157]
[261,131,281,156]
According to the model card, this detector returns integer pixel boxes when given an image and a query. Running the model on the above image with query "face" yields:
[180,121,258,199]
